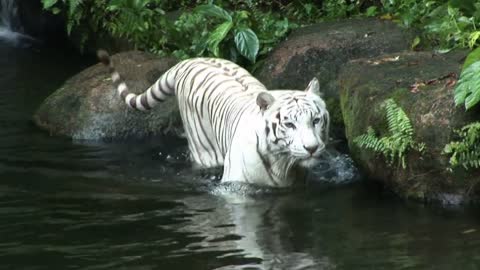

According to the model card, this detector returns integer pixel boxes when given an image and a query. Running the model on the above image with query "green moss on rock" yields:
[339,50,480,204]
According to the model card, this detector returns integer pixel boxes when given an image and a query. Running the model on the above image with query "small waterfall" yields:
[1,0,22,31]
[0,0,33,45]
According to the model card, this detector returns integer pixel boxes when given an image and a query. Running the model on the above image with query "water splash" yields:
[211,181,291,199]
[211,148,359,199]
[310,148,359,184]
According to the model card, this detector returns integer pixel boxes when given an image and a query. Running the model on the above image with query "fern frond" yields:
[353,127,382,151]
[384,98,413,138]
[443,122,480,170]
[354,99,423,169]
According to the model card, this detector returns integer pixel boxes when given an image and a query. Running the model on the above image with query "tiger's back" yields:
[171,58,267,168]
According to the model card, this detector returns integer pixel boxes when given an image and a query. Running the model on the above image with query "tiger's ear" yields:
[305,77,321,96]
[256,92,275,111]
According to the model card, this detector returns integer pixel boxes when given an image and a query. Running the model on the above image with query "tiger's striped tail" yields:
[97,50,175,111]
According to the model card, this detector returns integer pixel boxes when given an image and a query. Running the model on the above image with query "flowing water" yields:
[1,25,480,269]
[0,0,34,46]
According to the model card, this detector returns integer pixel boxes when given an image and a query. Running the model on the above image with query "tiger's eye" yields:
[284,122,296,129]
[313,118,321,125]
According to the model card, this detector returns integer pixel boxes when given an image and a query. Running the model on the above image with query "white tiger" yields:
[98,50,330,187]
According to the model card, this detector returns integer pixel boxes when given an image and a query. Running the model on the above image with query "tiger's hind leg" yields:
[188,144,224,169]
[180,111,224,169]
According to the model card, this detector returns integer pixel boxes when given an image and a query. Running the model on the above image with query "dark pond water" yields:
[1,39,480,270]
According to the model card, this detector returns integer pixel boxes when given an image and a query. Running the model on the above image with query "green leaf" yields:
[234,10,249,21]
[465,86,480,109]
[51,7,61,14]
[234,28,259,63]
[455,61,480,109]
[207,21,233,57]
[454,79,469,106]
[195,4,232,21]
[68,0,81,16]
[67,22,73,35]
[411,36,421,50]
[365,6,378,17]
[41,0,58,9]
[462,47,480,71]
[436,48,453,54]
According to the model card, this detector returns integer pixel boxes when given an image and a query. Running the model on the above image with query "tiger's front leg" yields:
[221,132,291,186]
[221,135,269,185]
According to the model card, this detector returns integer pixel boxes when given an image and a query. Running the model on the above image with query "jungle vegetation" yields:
[41,0,480,63]
[42,0,480,170]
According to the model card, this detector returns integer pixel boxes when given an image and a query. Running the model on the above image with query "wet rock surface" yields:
[339,50,480,204]
[34,51,181,140]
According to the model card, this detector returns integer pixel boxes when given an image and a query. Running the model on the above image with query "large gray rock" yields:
[34,51,181,140]
[254,18,413,139]
[339,50,480,204]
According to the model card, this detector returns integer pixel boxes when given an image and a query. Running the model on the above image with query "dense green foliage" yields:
[381,0,480,50]
[41,1,480,110]
[42,0,306,66]
[354,99,425,169]
[443,122,480,170]
[41,0,480,60]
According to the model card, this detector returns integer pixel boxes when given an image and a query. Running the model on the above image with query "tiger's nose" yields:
[303,144,318,154]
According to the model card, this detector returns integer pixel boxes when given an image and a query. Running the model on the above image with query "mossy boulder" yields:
[254,18,413,139]
[34,51,181,140]
[339,50,480,204]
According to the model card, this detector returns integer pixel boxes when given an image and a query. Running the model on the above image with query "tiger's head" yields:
[257,78,329,167]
